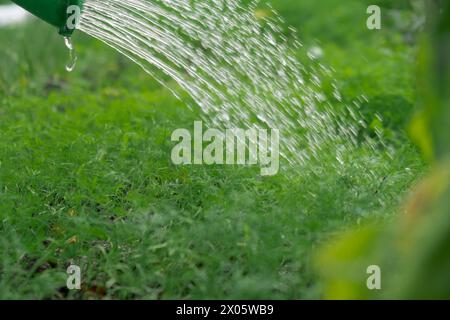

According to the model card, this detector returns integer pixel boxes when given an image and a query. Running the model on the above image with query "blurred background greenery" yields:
[316,0,450,299]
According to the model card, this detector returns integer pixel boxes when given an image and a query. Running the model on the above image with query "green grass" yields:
[0,0,425,299]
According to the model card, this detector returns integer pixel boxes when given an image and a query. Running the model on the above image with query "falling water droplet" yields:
[64,36,78,72]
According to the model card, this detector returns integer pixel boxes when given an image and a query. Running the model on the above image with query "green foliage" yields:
[316,1,450,300]
[316,165,450,299]
[0,0,426,299]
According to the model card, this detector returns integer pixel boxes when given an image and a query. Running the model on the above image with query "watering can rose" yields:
[171,121,280,176]
[11,0,83,36]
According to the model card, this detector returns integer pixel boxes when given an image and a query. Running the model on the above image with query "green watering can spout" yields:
[11,0,84,36]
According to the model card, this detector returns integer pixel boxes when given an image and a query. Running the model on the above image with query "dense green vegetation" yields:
[0,0,426,299]
[317,1,450,299]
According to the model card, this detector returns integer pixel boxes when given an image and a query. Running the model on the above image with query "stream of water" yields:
[78,0,384,171]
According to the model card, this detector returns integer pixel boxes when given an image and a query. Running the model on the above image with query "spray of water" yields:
[77,0,386,172]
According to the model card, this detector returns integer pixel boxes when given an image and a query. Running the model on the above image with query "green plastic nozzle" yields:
[11,0,84,36]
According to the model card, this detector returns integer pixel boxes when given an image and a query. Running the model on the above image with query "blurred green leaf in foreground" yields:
[316,0,450,300]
